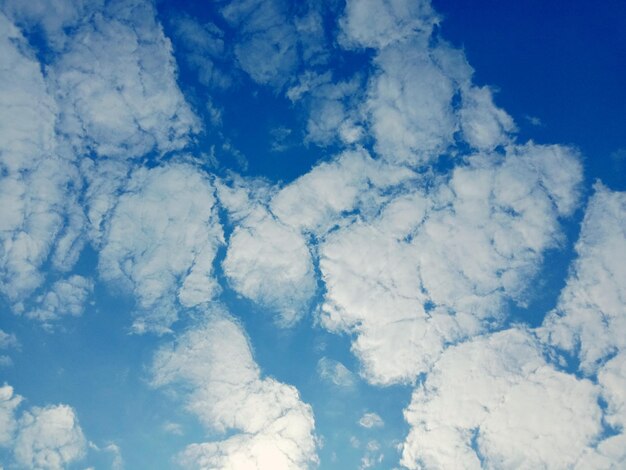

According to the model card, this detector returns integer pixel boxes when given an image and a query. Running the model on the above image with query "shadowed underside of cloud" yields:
[151,307,318,469]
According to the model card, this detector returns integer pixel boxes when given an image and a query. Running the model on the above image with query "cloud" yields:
[48,0,199,159]
[318,143,582,385]
[98,163,224,333]
[339,0,438,50]
[25,275,93,323]
[0,330,19,350]
[400,328,603,469]
[317,357,356,388]
[219,0,299,88]
[358,412,384,429]
[13,404,87,470]
[538,185,626,466]
[151,307,318,469]
[0,384,88,469]
[0,11,84,305]
[0,384,22,446]
[541,184,626,373]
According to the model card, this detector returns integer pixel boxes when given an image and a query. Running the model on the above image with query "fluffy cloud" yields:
[0,12,83,305]
[539,185,626,467]
[24,275,93,323]
[49,0,199,159]
[318,143,582,385]
[339,0,438,50]
[223,206,316,326]
[0,384,87,469]
[13,405,87,470]
[98,163,223,333]
[401,328,602,469]
[219,0,299,88]
[151,307,318,469]
[541,185,626,373]
[0,384,21,446]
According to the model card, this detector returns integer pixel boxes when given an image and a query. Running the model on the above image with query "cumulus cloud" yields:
[223,206,316,326]
[317,357,356,388]
[339,0,438,50]
[541,184,626,373]
[0,12,83,305]
[25,275,93,323]
[151,307,318,469]
[219,0,299,88]
[0,384,87,469]
[48,0,199,159]
[401,328,603,469]
[318,143,582,385]
[99,163,223,333]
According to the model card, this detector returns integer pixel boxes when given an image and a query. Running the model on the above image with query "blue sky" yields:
[0,0,624,469]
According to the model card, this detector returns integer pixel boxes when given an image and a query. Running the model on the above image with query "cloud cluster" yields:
[400,328,602,469]
[0,384,87,470]
[0,12,84,307]
[151,307,318,469]
[48,0,199,159]
[99,164,223,333]
[317,143,582,385]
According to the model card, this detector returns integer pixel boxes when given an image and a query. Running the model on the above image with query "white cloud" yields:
[98,163,223,333]
[365,42,459,165]
[541,184,626,373]
[151,307,318,469]
[0,384,88,469]
[13,404,87,470]
[0,330,19,351]
[0,384,22,446]
[0,0,101,48]
[223,207,316,326]
[401,328,603,469]
[318,143,582,384]
[0,12,83,305]
[358,412,384,429]
[317,357,356,388]
[339,0,438,50]
[459,85,516,151]
[271,149,414,236]
[25,275,93,323]
[49,0,199,159]
[219,0,299,88]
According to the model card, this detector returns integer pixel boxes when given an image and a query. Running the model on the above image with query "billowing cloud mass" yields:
[401,328,602,469]
[317,143,581,385]
[0,384,88,469]
[0,0,623,468]
[151,307,318,469]
[99,164,223,333]
[0,12,82,305]
[48,0,199,159]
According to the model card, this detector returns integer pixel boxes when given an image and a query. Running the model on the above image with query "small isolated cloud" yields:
[162,421,184,436]
[358,412,384,429]
[317,357,356,388]
[0,330,19,350]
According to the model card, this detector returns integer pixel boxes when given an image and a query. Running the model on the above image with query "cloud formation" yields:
[99,164,223,333]
[151,307,318,469]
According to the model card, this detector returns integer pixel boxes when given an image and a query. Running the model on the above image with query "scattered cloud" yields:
[151,307,318,469]
[317,357,356,388]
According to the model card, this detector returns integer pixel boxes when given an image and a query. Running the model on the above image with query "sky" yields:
[0,0,624,469]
